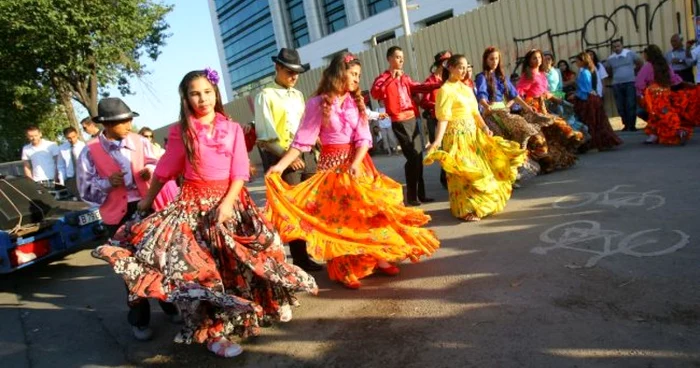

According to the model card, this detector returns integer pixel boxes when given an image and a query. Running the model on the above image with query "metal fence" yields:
[224,0,694,122]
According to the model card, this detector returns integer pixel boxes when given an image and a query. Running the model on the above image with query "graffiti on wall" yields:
[511,0,684,71]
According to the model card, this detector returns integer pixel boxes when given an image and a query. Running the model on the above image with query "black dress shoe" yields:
[406,199,421,206]
[418,197,435,203]
[295,259,323,272]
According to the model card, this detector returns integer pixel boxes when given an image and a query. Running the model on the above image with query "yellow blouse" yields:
[435,81,480,122]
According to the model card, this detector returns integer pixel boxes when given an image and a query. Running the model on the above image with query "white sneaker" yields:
[644,134,658,144]
[132,326,153,341]
[207,337,243,358]
[279,304,293,322]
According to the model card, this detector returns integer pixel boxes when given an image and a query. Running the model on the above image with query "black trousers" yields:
[426,115,448,188]
[676,68,695,84]
[391,118,426,202]
[105,201,178,327]
[261,149,317,262]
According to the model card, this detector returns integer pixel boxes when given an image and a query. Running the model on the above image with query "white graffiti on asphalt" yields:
[552,185,665,210]
[531,220,690,267]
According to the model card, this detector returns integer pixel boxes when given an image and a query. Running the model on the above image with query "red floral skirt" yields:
[92,180,318,344]
[641,84,699,145]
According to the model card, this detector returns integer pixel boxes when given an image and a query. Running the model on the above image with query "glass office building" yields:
[213,0,278,91]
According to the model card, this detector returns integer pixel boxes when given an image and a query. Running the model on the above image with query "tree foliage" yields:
[0,0,172,156]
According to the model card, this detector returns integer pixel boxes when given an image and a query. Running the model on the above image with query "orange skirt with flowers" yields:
[265,144,439,284]
[642,84,700,145]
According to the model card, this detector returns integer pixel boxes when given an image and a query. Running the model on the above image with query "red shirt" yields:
[371,71,441,122]
[419,73,442,119]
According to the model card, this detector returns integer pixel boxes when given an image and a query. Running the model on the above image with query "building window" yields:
[216,0,277,91]
[423,10,454,27]
[375,31,395,44]
[286,0,309,47]
[322,0,347,34]
[366,0,394,16]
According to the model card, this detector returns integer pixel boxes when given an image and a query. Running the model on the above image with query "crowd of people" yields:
[15,34,700,358]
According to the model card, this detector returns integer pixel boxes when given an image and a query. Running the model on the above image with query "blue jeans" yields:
[612,82,637,130]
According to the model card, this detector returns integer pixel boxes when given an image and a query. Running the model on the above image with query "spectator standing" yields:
[605,40,642,131]
[57,126,85,199]
[21,126,59,187]
[666,34,695,83]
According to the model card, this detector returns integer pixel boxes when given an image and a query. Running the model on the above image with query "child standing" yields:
[265,53,439,289]
[92,69,317,358]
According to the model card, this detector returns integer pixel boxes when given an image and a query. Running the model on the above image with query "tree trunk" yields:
[58,90,79,132]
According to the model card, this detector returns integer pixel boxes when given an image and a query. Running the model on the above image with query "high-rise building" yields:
[209,0,484,100]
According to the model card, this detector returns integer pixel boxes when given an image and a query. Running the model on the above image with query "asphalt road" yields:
[1,128,699,368]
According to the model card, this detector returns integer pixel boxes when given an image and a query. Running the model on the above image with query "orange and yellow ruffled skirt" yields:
[265,144,439,284]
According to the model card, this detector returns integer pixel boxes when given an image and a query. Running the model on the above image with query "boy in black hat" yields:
[255,48,322,272]
[78,97,179,341]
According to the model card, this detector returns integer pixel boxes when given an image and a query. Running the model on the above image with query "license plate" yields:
[78,210,101,226]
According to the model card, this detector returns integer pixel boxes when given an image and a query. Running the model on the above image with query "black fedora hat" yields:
[271,48,310,73]
[93,97,139,123]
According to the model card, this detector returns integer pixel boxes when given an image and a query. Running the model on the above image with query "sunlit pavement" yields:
[1,128,699,368]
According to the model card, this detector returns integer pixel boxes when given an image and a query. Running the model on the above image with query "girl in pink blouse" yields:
[636,44,699,145]
[93,69,317,358]
[265,52,439,290]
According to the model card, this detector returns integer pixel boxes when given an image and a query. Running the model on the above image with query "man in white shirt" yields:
[666,34,695,83]
[686,40,700,84]
[376,103,398,155]
[57,126,85,199]
[21,126,59,187]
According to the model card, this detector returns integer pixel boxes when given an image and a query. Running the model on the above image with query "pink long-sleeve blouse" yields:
[516,70,550,99]
[291,94,373,152]
[634,62,683,96]
[154,113,250,182]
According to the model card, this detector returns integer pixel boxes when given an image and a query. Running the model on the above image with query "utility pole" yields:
[398,0,426,149]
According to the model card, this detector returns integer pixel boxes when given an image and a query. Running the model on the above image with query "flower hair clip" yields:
[204,67,220,85]
[344,54,356,63]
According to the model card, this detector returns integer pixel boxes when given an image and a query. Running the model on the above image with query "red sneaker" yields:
[376,264,400,276]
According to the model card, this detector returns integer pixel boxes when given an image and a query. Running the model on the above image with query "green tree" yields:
[0,67,68,162]
[0,0,172,129]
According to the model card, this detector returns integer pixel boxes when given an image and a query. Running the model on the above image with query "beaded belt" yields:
[318,144,354,171]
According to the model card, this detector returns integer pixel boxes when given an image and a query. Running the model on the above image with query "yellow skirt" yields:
[424,118,526,219]
[265,144,439,283]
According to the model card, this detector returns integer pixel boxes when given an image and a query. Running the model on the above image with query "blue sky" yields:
[76,1,226,130]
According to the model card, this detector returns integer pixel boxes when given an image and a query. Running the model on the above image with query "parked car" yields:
[0,176,106,273]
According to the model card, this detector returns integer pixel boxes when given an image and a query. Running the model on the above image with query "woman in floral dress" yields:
[635,44,699,145]
[517,49,584,169]
[93,69,317,358]
[265,52,439,290]
[425,54,526,222]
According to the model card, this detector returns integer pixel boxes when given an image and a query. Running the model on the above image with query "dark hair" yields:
[557,59,570,70]
[26,125,39,133]
[644,44,672,87]
[585,49,600,65]
[481,46,511,102]
[177,70,227,171]
[80,116,94,126]
[138,127,153,136]
[521,49,546,80]
[62,127,78,136]
[441,54,467,82]
[386,46,402,59]
[430,50,452,74]
[313,52,366,126]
